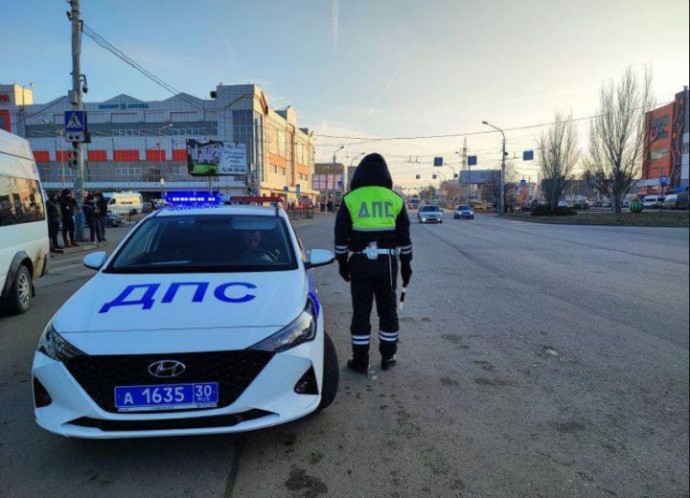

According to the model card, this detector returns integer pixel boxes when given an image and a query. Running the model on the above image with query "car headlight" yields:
[37,322,85,362]
[249,300,317,353]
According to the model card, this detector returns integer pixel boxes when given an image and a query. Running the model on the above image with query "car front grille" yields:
[68,409,273,432]
[64,350,274,414]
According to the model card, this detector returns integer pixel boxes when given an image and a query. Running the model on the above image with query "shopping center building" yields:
[640,86,689,193]
[0,82,317,202]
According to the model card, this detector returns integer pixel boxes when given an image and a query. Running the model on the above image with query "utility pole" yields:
[461,137,468,200]
[332,145,344,210]
[69,0,85,240]
[482,121,506,215]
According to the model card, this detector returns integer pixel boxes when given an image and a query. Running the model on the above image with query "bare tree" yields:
[587,67,654,214]
[483,162,517,209]
[538,112,580,212]
[418,184,436,201]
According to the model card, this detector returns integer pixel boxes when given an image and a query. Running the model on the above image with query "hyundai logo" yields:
[148,360,186,378]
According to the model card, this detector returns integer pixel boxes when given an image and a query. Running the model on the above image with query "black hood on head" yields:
[349,153,393,190]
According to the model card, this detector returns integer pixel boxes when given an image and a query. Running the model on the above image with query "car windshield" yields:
[457,205,470,210]
[106,214,297,273]
[421,206,440,212]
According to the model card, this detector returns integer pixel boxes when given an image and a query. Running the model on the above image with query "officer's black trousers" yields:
[349,253,399,361]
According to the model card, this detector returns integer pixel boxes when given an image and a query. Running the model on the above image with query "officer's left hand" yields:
[401,262,412,286]
[339,264,351,282]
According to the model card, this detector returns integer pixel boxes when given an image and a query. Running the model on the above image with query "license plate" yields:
[114,382,218,412]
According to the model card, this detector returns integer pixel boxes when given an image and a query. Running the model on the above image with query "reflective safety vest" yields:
[344,186,403,231]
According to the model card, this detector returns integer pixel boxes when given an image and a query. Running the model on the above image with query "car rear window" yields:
[421,206,440,212]
[106,214,297,273]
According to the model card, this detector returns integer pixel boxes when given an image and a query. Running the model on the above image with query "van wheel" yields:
[318,332,339,410]
[5,265,32,315]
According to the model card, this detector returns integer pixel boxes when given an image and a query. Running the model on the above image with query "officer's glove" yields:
[400,261,412,286]
[336,253,350,282]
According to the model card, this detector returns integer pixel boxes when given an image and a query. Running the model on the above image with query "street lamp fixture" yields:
[482,120,506,215]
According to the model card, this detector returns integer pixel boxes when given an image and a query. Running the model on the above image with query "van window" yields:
[0,175,46,226]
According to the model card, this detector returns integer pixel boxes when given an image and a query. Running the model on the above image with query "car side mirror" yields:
[305,249,335,269]
[83,251,107,270]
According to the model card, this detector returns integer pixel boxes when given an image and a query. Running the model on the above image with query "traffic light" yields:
[67,148,79,169]
[415,174,420,179]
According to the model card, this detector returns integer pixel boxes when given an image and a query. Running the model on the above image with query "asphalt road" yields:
[0,213,688,498]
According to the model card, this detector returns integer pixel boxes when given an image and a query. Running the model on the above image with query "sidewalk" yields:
[289,211,335,228]
[51,225,132,256]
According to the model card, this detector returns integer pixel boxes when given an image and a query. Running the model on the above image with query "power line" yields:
[81,23,204,111]
[312,102,672,146]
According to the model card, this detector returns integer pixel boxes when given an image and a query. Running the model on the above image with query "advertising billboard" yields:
[186,140,248,176]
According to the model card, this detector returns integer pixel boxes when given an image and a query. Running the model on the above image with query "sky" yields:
[2,0,688,188]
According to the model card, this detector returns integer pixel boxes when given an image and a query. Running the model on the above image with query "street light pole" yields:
[482,120,506,215]
[43,118,65,188]
[20,82,33,137]
[158,123,173,193]
[332,145,344,210]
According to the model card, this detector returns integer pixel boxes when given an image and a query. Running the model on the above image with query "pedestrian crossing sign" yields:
[64,111,86,131]
[63,111,89,142]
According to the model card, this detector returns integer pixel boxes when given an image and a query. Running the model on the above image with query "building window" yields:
[650,148,669,160]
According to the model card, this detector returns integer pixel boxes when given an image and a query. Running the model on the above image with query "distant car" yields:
[557,200,569,208]
[152,199,172,210]
[106,212,124,227]
[418,205,443,223]
[642,195,664,208]
[453,205,474,220]
[663,194,679,209]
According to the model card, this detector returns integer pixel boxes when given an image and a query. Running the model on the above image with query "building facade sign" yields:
[98,103,150,110]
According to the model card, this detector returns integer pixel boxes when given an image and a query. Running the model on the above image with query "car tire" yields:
[318,332,339,410]
[4,265,32,315]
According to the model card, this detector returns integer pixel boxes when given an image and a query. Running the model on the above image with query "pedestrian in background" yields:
[96,192,108,242]
[83,194,100,243]
[334,153,413,374]
[58,188,78,247]
[46,192,62,252]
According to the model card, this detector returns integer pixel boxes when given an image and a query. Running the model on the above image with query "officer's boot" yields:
[380,337,398,371]
[347,344,369,375]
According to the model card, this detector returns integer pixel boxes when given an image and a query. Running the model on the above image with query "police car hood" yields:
[54,271,311,354]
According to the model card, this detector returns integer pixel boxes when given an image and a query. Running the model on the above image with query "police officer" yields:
[334,153,413,374]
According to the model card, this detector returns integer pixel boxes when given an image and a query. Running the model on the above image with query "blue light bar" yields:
[165,191,221,206]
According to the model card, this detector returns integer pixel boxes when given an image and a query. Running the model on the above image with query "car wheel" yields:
[4,265,32,315]
[318,332,339,410]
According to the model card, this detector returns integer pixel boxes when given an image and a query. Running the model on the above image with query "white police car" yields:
[32,204,338,438]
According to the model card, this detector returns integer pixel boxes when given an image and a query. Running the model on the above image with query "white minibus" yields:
[0,129,50,314]
[102,191,144,215]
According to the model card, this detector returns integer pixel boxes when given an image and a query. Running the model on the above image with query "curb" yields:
[54,241,109,255]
